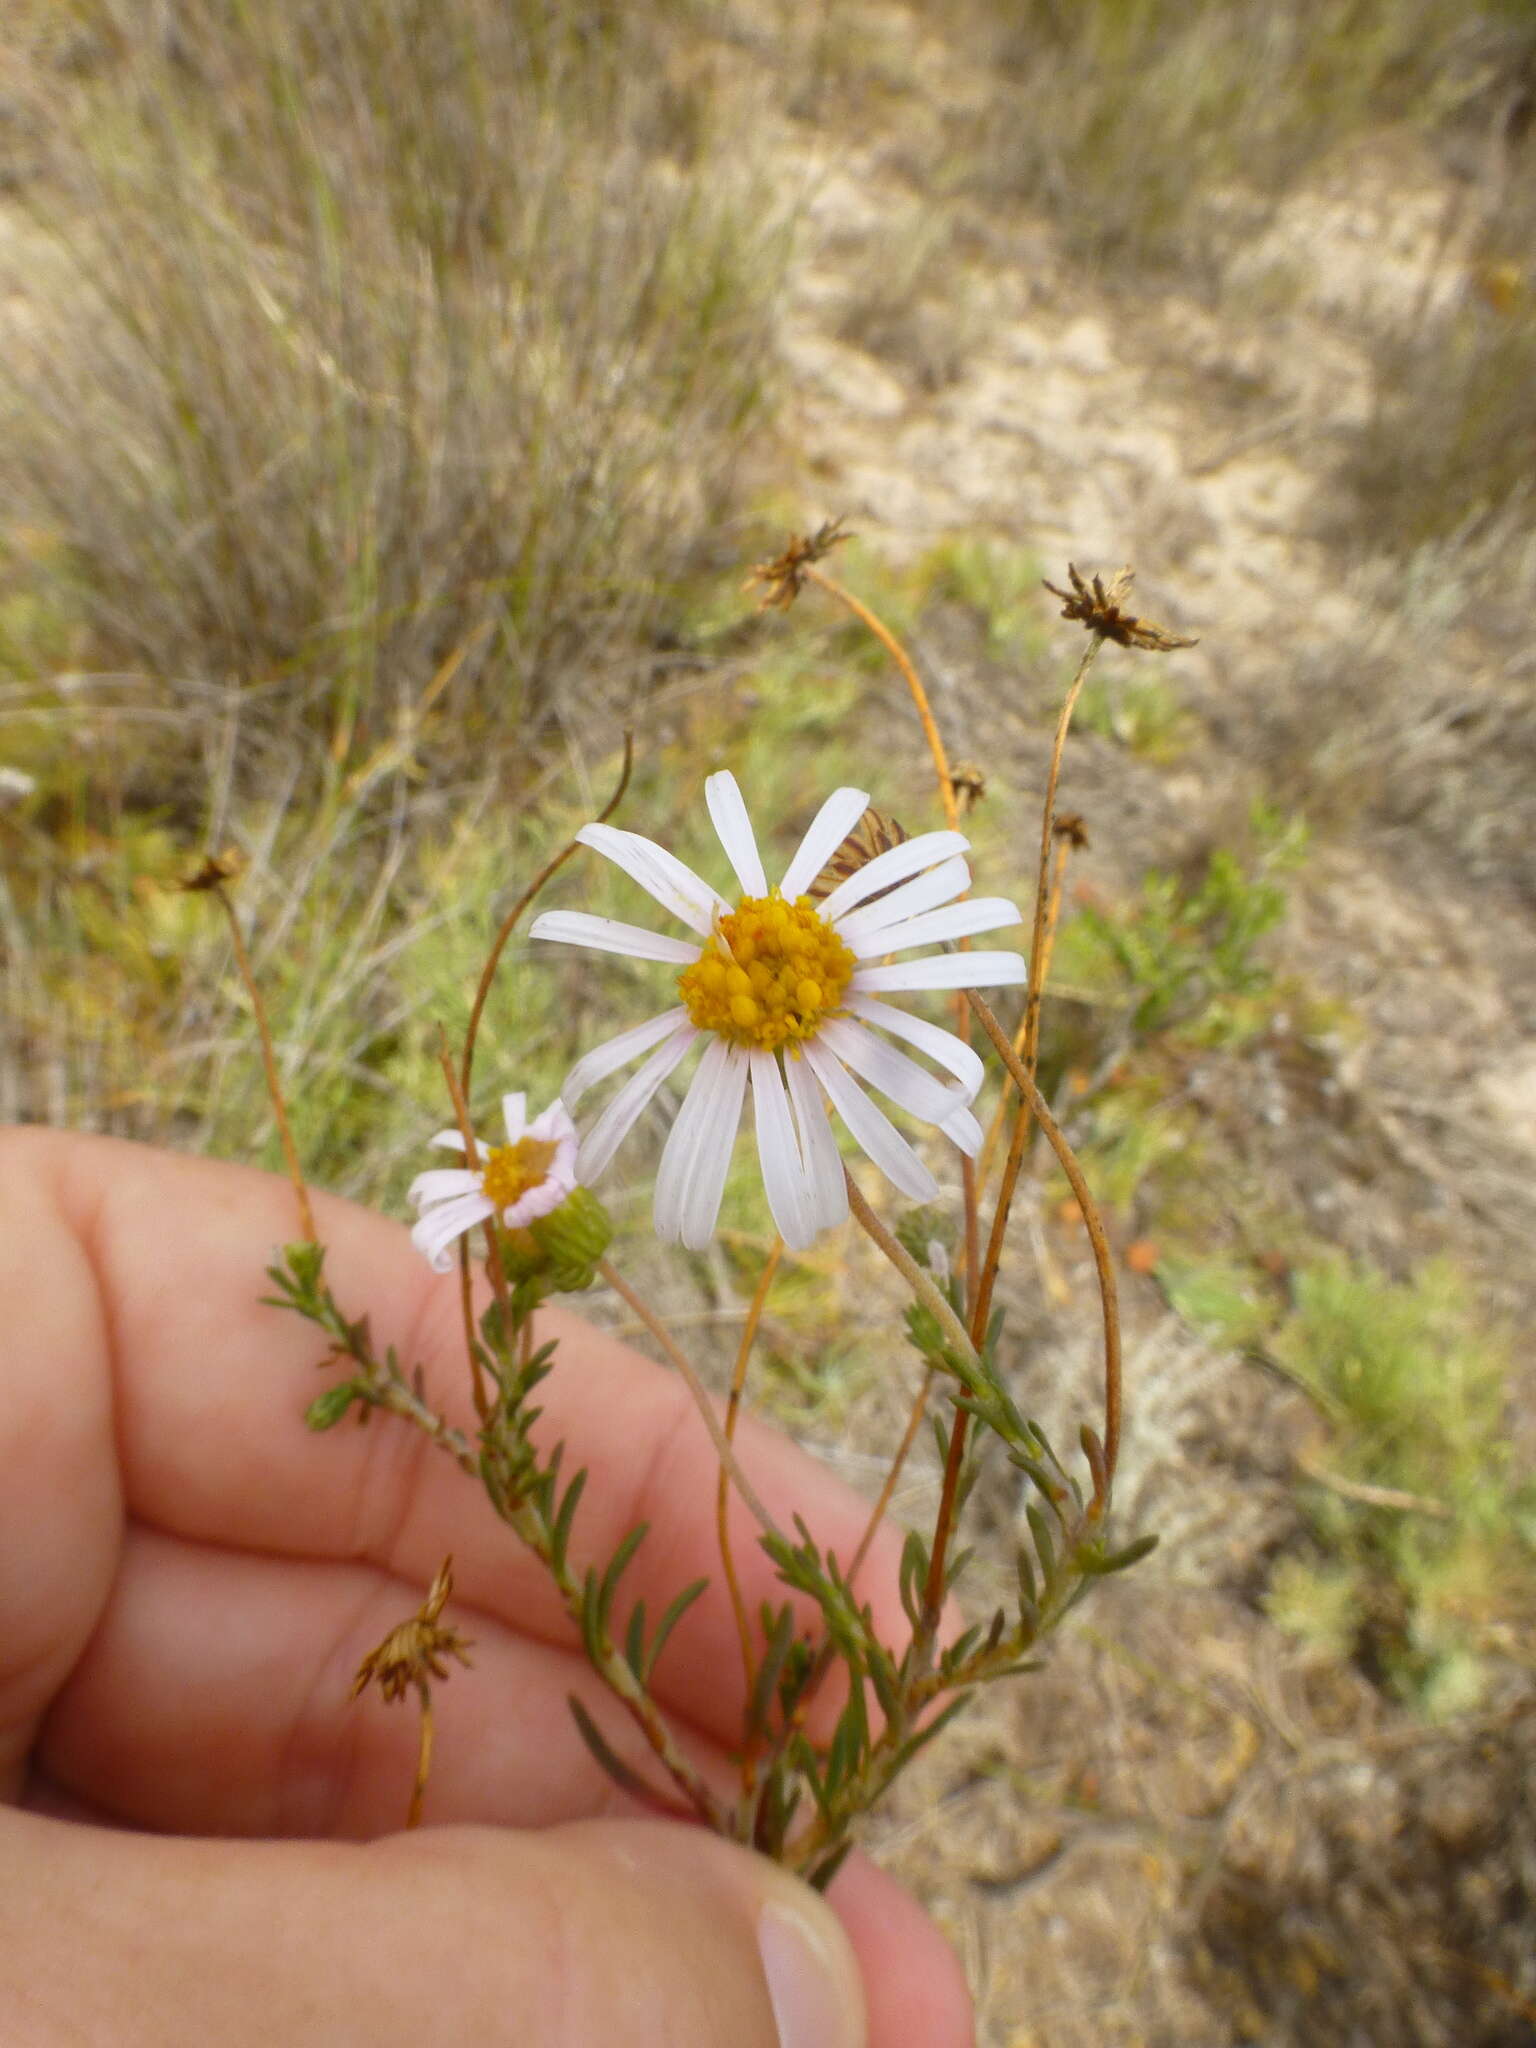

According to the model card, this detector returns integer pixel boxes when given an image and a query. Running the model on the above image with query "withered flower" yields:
[1054,812,1091,851]
[949,763,987,816]
[351,1556,474,1706]
[173,846,247,893]
[1043,564,1197,652]
[743,518,852,611]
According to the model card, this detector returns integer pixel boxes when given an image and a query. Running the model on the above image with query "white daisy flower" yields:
[528,772,1027,1252]
[409,1093,579,1272]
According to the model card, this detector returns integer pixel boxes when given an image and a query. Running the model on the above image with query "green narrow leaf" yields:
[624,1599,648,1677]
[645,1578,710,1681]
[596,1524,649,1633]
[866,1649,901,1724]
[944,1544,976,1593]
[891,1693,972,1774]
[304,1381,362,1431]
[550,1468,588,1575]
[1081,1531,1160,1576]
[1027,1503,1056,1581]
[747,1603,798,1740]
[942,1624,982,1670]
[808,1838,855,1894]
[578,1568,604,1667]
[566,1695,667,1807]
[898,1529,929,1632]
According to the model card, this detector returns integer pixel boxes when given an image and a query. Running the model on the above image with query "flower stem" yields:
[407,1683,434,1829]
[967,993,1121,1498]
[460,732,633,1105]
[804,567,957,831]
[973,641,1101,1335]
[719,1239,782,1717]
[213,883,316,1245]
[597,1258,783,1543]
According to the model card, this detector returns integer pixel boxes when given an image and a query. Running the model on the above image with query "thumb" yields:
[10,1804,867,2047]
[386,1818,869,2047]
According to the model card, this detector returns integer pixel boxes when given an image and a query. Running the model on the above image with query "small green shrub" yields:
[918,535,1047,664]
[1052,805,1307,1046]
[1269,1255,1534,1713]
[1076,668,1196,763]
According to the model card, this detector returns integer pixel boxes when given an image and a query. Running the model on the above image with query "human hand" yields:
[0,1128,973,2046]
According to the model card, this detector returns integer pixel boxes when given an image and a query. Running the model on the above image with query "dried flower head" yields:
[174,846,247,893]
[350,1558,474,1706]
[1054,812,1091,851]
[949,763,987,816]
[743,518,852,611]
[805,804,908,902]
[1043,564,1197,652]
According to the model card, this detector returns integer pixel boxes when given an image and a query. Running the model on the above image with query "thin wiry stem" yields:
[214,883,317,1244]
[719,1238,782,1706]
[968,993,1121,1497]
[842,1173,984,1378]
[978,825,1078,1188]
[973,638,1101,1340]
[438,1042,495,1421]
[597,1258,783,1544]
[847,1365,936,1586]
[460,733,633,1104]
[804,566,957,832]
[407,1684,434,1829]
[802,562,981,1320]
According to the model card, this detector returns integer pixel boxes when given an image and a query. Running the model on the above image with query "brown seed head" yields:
[350,1557,474,1705]
[1043,563,1197,652]
[174,846,247,893]
[1053,812,1090,851]
[743,518,852,611]
[807,805,909,902]
[949,762,987,815]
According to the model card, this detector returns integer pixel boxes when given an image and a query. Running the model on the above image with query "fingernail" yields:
[758,1898,865,2048]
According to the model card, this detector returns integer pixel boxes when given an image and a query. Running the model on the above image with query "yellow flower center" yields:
[678,893,856,1052]
[481,1136,558,1211]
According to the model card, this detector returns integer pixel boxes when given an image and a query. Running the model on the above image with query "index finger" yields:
[0,1129,919,1760]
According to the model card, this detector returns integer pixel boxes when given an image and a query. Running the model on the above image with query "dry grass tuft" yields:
[4,0,781,781]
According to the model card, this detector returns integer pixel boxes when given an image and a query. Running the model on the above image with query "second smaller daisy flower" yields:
[409,1093,578,1272]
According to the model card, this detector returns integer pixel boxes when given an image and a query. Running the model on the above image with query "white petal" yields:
[561,1007,691,1112]
[852,950,1027,993]
[778,785,871,899]
[411,1190,495,1271]
[408,1166,484,1210]
[527,1098,579,1148]
[427,1127,470,1155]
[654,1038,748,1250]
[815,1016,960,1126]
[783,1051,849,1234]
[833,855,971,947]
[749,1050,816,1249]
[705,771,768,898]
[530,910,700,965]
[500,1092,528,1142]
[847,895,1023,959]
[502,1177,569,1229]
[942,1103,984,1156]
[801,1040,940,1205]
[817,829,970,921]
[844,993,986,1100]
[577,824,725,937]
[576,1022,698,1182]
